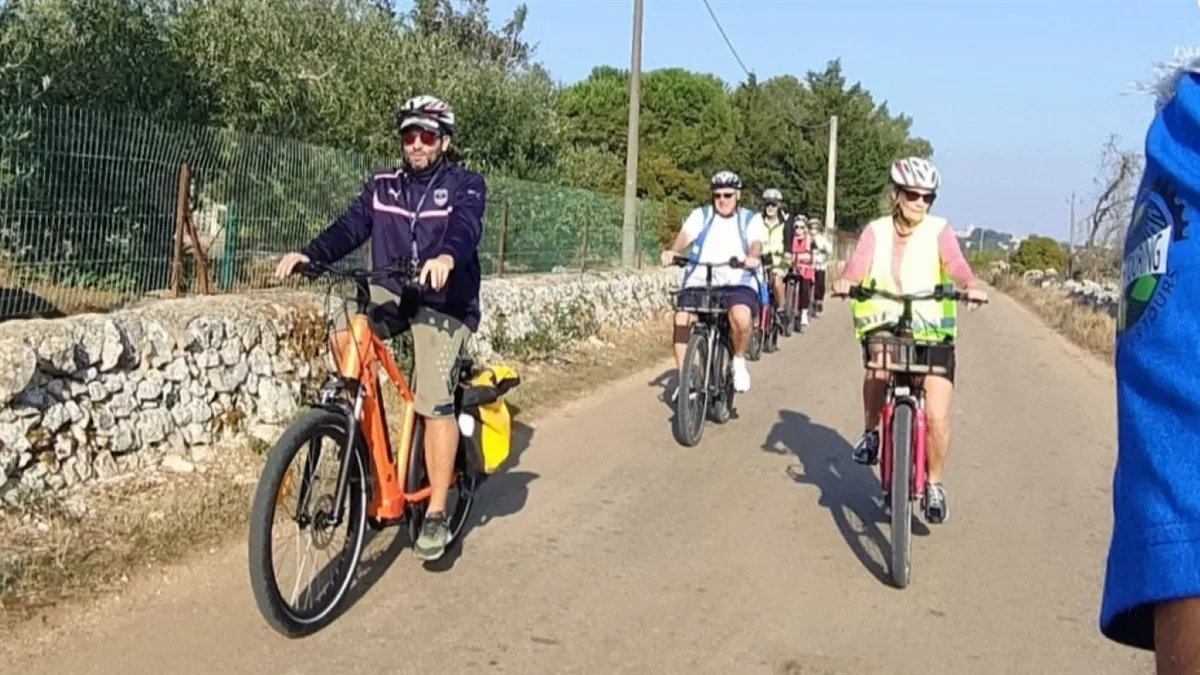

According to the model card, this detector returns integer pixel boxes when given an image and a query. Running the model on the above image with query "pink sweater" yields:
[842,223,978,290]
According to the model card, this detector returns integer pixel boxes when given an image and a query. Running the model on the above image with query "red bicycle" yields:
[841,283,985,588]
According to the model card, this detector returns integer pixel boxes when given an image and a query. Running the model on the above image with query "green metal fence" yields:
[0,105,662,319]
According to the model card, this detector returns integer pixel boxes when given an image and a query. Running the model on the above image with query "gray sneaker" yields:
[923,482,949,524]
[853,429,880,465]
[413,511,449,561]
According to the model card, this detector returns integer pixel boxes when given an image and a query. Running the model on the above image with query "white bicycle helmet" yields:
[710,170,742,191]
[762,188,783,202]
[889,157,941,192]
[395,94,456,136]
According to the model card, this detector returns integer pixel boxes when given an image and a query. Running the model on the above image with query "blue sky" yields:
[423,0,1196,239]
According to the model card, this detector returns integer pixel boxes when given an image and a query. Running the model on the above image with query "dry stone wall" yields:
[0,269,679,502]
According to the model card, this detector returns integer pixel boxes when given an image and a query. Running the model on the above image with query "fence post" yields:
[635,213,643,269]
[169,164,189,297]
[579,217,590,274]
[218,202,238,291]
[496,198,509,276]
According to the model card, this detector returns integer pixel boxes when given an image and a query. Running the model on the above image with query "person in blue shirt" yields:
[1102,61,1200,673]
[274,95,487,562]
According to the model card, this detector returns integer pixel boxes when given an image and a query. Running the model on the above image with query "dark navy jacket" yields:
[302,160,487,332]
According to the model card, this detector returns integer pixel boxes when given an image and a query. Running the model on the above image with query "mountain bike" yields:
[749,255,781,359]
[670,255,745,447]
[247,259,520,638]
[839,282,985,589]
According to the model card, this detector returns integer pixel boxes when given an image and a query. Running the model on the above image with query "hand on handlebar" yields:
[660,250,679,267]
[418,254,455,291]
[964,286,988,310]
[275,252,311,280]
[831,278,854,298]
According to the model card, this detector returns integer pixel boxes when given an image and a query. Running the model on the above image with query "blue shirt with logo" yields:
[1101,67,1200,649]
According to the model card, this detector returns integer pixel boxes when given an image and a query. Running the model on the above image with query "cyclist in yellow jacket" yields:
[832,157,987,524]
[757,188,791,312]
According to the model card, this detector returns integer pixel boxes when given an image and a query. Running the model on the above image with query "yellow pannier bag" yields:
[458,364,521,474]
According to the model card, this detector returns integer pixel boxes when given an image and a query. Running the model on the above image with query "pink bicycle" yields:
[844,283,985,588]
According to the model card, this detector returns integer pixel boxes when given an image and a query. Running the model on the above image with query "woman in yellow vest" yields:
[831,157,987,524]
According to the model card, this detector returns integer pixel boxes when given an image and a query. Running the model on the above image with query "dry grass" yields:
[0,313,673,627]
[993,275,1115,362]
[0,443,263,627]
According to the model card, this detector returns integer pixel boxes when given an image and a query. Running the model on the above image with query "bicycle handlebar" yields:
[295,259,419,285]
[669,255,748,270]
[837,283,988,304]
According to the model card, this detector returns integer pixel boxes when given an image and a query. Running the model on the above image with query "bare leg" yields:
[423,416,458,513]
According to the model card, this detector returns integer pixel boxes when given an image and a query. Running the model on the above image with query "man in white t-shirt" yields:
[659,170,765,393]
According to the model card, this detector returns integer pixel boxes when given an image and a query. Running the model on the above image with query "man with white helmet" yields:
[661,170,766,393]
[757,188,792,317]
[274,94,487,562]
[831,156,987,524]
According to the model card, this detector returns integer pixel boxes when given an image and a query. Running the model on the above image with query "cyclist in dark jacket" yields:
[275,95,487,562]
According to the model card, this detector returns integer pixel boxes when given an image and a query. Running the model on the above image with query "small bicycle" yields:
[669,255,744,447]
[247,259,520,637]
[840,282,985,589]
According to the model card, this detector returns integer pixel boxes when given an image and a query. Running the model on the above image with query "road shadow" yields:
[647,367,677,413]
[422,403,539,573]
[762,408,930,587]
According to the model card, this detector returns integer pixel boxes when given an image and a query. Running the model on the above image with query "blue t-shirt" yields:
[1101,68,1200,649]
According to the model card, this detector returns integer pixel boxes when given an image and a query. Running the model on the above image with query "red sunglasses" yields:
[401,128,440,146]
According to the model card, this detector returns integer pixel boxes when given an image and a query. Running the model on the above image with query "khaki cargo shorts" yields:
[333,284,471,418]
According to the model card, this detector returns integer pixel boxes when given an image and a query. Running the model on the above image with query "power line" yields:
[700,0,751,79]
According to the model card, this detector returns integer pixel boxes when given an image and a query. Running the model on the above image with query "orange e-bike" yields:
[247,259,519,638]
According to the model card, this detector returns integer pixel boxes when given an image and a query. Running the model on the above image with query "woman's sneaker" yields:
[923,482,949,524]
[853,429,880,465]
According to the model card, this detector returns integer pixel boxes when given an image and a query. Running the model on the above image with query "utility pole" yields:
[1068,191,1076,277]
[620,0,644,268]
[823,115,838,232]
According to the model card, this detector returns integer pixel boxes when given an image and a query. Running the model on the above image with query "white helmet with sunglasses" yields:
[709,170,743,191]
[395,94,456,136]
[889,157,941,193]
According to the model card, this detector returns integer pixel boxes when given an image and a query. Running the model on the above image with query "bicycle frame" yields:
[295,262,432,528]
[671,254,743,409]
[878,363,929,502]
[323,314,422,523]
[853,283,965,504]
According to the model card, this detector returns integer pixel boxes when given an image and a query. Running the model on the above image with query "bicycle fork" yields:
[879,384,929,503]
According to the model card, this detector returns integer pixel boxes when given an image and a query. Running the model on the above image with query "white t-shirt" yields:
[810,232,833,270]
[679,206,766,289]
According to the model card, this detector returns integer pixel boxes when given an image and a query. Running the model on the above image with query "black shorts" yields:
[675,284,760,317]
[860,326,957,384]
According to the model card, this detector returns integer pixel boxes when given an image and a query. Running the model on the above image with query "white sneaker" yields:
[800,309,810,326]
[732,356,750,392]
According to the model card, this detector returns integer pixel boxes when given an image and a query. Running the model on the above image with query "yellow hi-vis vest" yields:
[850,215,957,342]
[763,217,786,255]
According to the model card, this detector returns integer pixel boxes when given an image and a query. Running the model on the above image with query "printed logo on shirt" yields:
[433,188,449,207]
[1118,176,1188,336]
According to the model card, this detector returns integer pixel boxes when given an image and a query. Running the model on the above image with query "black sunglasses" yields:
[902,190,936,205]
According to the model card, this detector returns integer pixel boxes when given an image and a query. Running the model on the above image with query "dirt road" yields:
[6,291,1152,675]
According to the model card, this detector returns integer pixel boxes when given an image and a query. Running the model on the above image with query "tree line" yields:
[0,0,934,247]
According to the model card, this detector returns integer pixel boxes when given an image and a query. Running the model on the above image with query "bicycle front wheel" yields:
[672,329,709,446]
[709,332,734,424]
[248,408,368,638]
[888,401,915,589]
